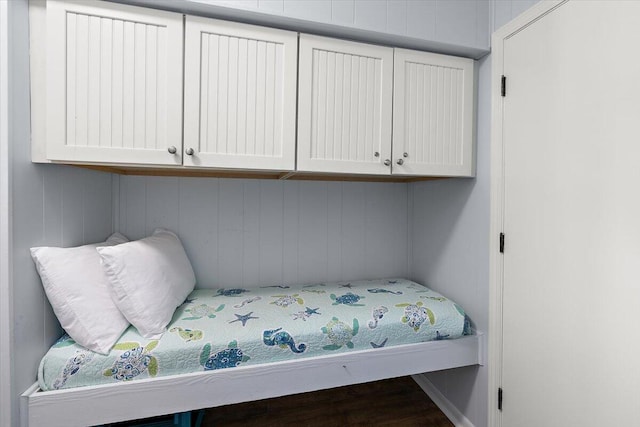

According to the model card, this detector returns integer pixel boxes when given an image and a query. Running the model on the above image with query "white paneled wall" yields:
[8,3,115,425]
[11,165,114,425]
[117,176,408,288]
[406,2,542,426]
[190,0,491,52]
[408,53,490,427]
[494,0,541,30]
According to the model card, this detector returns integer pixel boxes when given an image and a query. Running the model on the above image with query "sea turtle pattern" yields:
[170,326,204,342]
[330,292,365,306]
[395,301,436,332]
[321,317,359,350]
[182,303,225,320]
[199,341,250,370]
[103,341,159,381]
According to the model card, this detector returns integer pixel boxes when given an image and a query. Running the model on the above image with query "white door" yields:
[392,49,474,177]
[499,2,640,426]
[183,17,297,171]
[297,34,393,175]
[46,0,184,165]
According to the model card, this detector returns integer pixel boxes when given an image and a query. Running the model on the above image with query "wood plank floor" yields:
[114,376,453,427]
[201,376,453,427]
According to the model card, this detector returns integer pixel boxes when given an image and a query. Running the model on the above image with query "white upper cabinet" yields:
[46,0,184,165]
[392,49,475,177]
[34,0,475,178]
[297,35,394,175]
[183,17,298,171]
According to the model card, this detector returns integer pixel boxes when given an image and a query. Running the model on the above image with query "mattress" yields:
[38,278,471,391]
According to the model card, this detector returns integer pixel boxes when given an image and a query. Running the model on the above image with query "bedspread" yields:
[38,278,470,391]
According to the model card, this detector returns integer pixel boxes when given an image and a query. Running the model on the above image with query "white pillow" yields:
[97,228,196,339]
[30,233,130,355]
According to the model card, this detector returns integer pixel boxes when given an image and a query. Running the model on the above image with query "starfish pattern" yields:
[228,312,259,327]
[370,338,388,348]
[304,307,321,316]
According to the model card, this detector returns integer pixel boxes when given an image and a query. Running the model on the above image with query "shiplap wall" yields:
[189,0,490,52]
[2,1,544,426]
[117,177,408,288]
[408,54,490,427]
[7,2,115,425]
[407,2,542,427]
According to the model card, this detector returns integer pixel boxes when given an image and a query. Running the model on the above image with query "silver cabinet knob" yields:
[397,159,404,165]
[167,146,177,154]
[403,152,408,158]
[384,159,391,166]
[185,148,195,156]
[374,151,380,157]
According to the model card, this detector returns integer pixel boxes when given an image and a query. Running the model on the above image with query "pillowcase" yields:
[97,228,196,339]
[30,233,130,355]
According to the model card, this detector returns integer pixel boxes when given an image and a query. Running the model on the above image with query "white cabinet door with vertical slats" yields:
[392,49,475,177]
[297,35,393,175]
[46,0,184,166]
[183,17,297,171]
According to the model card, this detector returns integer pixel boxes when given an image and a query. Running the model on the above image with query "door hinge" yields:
[498,387,503,411]
[501,75,506,97]
[499,233,505,253]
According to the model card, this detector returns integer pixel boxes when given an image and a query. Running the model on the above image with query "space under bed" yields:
[24,278,482,427]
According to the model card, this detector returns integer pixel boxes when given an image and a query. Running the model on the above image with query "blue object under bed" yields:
[39,278,471,391]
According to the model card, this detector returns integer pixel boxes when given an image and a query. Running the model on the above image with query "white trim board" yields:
[0,1,13,425]
[22,334,482,427]
[488,2,566,427]
[412,373,475,427]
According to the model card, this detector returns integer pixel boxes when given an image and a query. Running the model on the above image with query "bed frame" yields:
[21,333,483,427]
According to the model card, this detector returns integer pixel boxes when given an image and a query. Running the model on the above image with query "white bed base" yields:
[21,333,483,427]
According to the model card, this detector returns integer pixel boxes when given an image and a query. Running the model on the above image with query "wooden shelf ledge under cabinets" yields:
[76,164,450,183]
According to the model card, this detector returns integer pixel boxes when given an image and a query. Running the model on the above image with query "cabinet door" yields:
[392,49,475,177]
[297,35,393,175]
[46,0,184,165]
[183,17,297,171]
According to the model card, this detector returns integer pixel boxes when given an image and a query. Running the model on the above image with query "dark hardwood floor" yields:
[201,376,453,427]
[114,376,452,427]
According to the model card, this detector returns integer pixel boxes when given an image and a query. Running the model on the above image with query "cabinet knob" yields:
[167,146,177,154]
[397,159,404,165]
[403,152,408,158]
[374,151,380,157]
[185,148,195,156]
[384,159,391,166]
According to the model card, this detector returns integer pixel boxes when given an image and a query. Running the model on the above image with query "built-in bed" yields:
[22,278,483,427]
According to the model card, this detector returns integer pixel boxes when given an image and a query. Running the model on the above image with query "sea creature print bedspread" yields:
[38,278,471,391]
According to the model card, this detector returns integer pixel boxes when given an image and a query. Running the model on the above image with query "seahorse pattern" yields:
[262,328,307,353]
[53,351,94,389]
[233,296,262,308]
[368,306,389,329]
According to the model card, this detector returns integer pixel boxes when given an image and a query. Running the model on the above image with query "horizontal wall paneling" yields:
[117,176,409,287]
